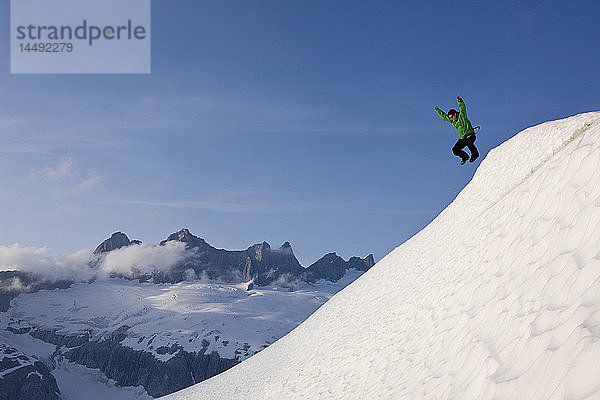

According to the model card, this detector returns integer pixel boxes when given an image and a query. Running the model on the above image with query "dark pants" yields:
[452,134,478,161]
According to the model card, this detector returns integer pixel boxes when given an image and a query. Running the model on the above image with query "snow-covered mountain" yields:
[0,341,60,400]
[1,275,363,398]
[0,233,373,399]
[162,112,600,400]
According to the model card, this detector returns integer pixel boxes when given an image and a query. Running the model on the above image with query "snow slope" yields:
[162,112,600,400]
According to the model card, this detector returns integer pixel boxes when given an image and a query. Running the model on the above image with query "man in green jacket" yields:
[435,95,479,165]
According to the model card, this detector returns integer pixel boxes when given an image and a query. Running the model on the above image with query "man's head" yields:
[448,109,458,121]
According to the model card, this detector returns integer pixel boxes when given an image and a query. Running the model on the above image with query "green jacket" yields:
[436,98,474,139]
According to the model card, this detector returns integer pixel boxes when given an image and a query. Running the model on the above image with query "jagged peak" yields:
[247,241,272,261]
[276,241,294,255]
[93,232,132,254]
[248,241,271,250]
[316,252,343,263]
[160,228,209,250]
[175,228,194,240]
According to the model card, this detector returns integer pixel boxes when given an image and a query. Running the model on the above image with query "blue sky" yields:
[1,0,599,266]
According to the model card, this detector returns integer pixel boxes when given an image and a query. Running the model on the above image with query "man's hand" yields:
[457,95,463,102]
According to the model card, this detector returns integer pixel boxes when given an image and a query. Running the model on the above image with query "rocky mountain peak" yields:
[322,252,341,262]
[160,229,210,250]
[346,253,376,272]
[173,228,193,241]
[305,251,375,283]
[277,242,294,255]
[91,229,372,287]
[93,232,132,254]
[363,254,375,268]
[249,242,271,261]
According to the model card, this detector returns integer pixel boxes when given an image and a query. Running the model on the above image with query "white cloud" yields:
[28,157,102,197]
[0,244,50,268]
[0,241,188,283]
[0,244,95,282]
[99,241,188,277]
[43,158,73,179]
[68,174,103,194]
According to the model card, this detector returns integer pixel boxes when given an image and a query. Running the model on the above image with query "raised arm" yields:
[435,106,450,122]
[457,96,467,117]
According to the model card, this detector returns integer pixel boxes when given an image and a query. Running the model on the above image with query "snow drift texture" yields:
[163,112,600,400]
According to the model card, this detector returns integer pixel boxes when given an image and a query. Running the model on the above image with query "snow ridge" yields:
[162,112,600,400]
[473,115,598,220]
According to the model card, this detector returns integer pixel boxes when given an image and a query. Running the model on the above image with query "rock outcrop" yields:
[305,253,375,283]
[94,232,140,254]
[152,229,305,285]
[0,343,61,400]
[13,327,238,398]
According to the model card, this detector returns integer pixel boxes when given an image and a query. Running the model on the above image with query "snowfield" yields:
[4,272,362,362]
[1,270,364,398]
[162,112,600,400]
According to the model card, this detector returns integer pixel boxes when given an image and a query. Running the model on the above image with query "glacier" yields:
[0,270,365,398]
[162,112,600,400]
